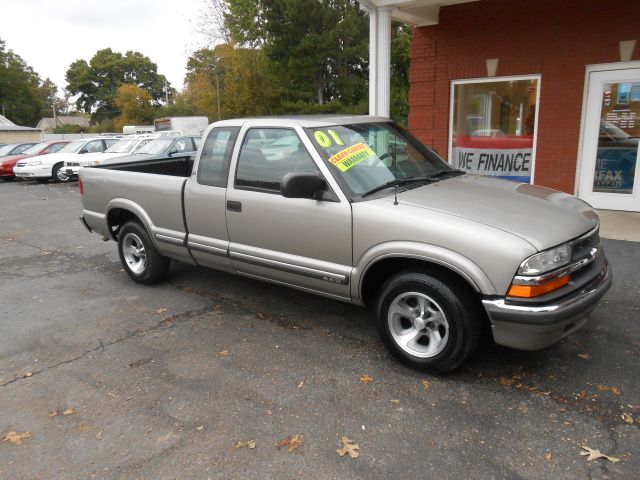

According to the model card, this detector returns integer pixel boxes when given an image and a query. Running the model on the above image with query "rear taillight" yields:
[79,177,84,195]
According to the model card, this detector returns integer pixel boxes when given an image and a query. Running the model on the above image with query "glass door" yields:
[578,67,640,211]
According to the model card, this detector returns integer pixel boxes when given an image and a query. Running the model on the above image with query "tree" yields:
[113,84,154,131]
[223,0,369,106]
[0,38,47,126]
[181,44,278,120]
[65,48,171,122]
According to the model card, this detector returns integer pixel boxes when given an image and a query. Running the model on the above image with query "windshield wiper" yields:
[425,169,465,180]
[361,176,435,197]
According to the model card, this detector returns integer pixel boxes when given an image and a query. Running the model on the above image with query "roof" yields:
[358,0,478,26]
[212,114,392,128]
[0,114,40,131]
[37,116,91,130]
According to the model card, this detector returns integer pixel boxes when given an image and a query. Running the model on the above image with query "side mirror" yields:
[281,172,325,199]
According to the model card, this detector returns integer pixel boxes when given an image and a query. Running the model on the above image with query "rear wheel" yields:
[52,163,70,183]
[376,270,481,374]
[117,221,170,284]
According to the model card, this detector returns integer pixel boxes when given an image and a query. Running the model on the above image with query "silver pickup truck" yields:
[79,115,611,373]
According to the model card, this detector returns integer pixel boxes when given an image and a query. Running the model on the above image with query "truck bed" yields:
[99,155,194,177]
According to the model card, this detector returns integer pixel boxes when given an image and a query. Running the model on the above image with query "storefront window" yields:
[593,82,639,194]
[449,76,540,183]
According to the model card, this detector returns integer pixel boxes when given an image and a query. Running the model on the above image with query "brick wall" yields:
[409,0,640,193]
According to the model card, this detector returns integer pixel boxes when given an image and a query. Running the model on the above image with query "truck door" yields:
[225,126,352,300]
[183,126,239,270]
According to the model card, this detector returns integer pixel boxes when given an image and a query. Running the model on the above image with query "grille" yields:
[67,162,80,166]
[571,229,600,262]
[16,162,27,167]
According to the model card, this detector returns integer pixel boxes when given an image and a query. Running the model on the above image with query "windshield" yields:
[58,140,86,153]
[105,138,140,153]
[0,144,16,156]
[307,122,451,196]
[21,142,48,155]
[135,138,174,154]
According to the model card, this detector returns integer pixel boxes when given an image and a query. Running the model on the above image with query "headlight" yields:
[517,243,571,275]
[85,160,100,166]
[28,160,42,166]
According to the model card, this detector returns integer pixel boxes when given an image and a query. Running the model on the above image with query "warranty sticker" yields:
[328,143,375,172]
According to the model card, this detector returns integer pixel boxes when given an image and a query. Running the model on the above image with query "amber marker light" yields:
[507,275,570,298]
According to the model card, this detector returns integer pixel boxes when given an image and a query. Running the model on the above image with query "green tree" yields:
[223,0,369,106]
[113,84,154,131]
[0,38,47,126]
[65,48,171,122]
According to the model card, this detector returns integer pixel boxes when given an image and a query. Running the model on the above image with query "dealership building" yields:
[360,0,640,213]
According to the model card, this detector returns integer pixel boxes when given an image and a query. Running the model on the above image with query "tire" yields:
[52,163,70,183]
[117,220,170,285]
[375,270,481,374]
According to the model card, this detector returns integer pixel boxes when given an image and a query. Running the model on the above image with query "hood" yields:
[1,153,27,164]
[101,153,162,165]
[391,175,598,251]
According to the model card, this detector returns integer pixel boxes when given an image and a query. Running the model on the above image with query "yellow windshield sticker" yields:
[328,143,375,172]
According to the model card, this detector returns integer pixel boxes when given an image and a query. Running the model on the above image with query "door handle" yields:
[226,200,242,212]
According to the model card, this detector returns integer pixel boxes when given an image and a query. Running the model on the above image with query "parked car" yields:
[0,140,70,181]
[100,136,200,166]
[13,137,117,183]
[0,142,38,158]
[79,115,611,373]
[63,135,154,176]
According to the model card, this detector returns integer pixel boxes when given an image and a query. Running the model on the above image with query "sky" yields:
[2,0,211,92]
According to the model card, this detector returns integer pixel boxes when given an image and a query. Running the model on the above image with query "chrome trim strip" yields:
[230,251,349,285]
[513,246,600,286]
[188,241,228,257]
[237,271,351,302]
[155,234,185,247]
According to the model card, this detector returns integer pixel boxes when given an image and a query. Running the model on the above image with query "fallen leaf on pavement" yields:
[96,431,103,439]
[235,439,256,449]
[576,390,586,401]
[256,312,264,319]
[544,452,552,463]
[23,372,33,378]
[580,445,620,462]
[597,385,622,395]
[298,381,304,389]
[337,436,360,458]
[390,399,400,404]
[2,431,32,446]
[422,380,430,392]
[359,375,373,385]
[219,350,229,357]
[277,435,302,452]
[63,408,75,416]
[577,353,591,360]
[621,413,634,424]
[155,308,167,314]
[49,410,58,418]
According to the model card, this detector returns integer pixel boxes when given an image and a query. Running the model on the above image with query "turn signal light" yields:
[507,275,570,298]
[79,177,84,195]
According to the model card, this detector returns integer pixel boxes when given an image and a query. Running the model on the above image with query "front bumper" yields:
[482,260,612,350]
[65,165,81,175]
[13,165,51,178]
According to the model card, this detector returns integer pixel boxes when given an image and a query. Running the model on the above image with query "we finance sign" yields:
[451,136,534,183]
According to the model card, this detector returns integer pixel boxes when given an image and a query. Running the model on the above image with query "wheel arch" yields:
[354,242,497,305]
[105,199,155,243]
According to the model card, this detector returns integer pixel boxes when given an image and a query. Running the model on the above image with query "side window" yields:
[45,143,65,154]
[82,140,103,153]
[192,137,200,149]
[104,139,118,149]
[235,128,319,193]
[197,127,239,187]
[174,139,189,153]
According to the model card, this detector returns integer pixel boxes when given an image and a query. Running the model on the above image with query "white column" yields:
[375,7,392,118]
[368,7,378,116]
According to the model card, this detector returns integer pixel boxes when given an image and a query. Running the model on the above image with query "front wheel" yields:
[376,271,481,374]
[52,163,71,183]
[117,221,170,284]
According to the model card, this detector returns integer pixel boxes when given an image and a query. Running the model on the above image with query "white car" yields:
[63,135,154,175]
[14,137,118,183]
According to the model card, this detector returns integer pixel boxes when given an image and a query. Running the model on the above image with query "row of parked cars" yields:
[0,133,201,183]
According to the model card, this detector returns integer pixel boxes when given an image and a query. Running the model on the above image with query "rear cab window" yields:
[197,127,240,187]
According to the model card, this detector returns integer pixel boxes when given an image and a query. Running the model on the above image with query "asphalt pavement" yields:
[0,180,638,479]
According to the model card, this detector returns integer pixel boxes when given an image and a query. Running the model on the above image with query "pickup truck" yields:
[79,115,612,373]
